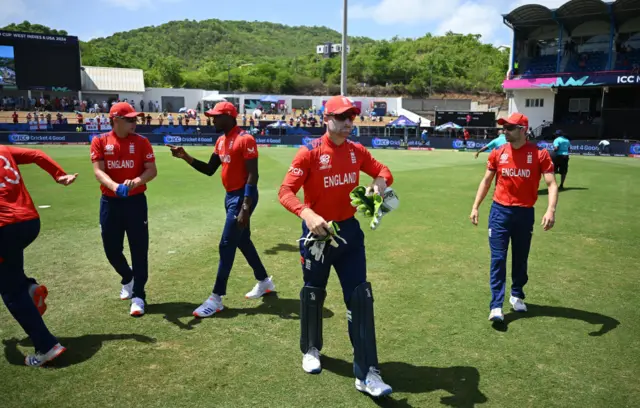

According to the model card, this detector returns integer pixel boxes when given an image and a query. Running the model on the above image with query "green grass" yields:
[1,146,639,408]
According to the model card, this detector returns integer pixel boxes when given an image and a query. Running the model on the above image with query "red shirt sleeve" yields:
[538,149,554,173]
[242,136,259,160]
[487,149,498,171]
[90,136,103,162]
[142,137,155,163]
[8,146,66,180]
[359,146,394,186]
[213,138,221,155]
[278,147,311,217]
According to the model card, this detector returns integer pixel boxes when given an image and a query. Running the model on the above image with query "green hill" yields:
[3,20,509,96]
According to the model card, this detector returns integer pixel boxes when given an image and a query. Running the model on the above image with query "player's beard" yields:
[327,118,352,139]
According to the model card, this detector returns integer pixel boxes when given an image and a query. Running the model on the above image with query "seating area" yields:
[0,111,399,127]
[615,49,640,70]
[522,55,557,76]
[565,51,608,73]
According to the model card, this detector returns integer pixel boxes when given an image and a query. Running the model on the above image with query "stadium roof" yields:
[81,66,145,93]
[504,0,640,33]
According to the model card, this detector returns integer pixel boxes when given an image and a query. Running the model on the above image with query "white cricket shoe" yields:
[488,308,504,322]
[25,343,66,367]
[120,279,134,300]
[302,347,322,374]
[193,294,224,318]
[245,276,275,299]
[510,296,527,312]
[130,297,145,317]
[355,367,393,397]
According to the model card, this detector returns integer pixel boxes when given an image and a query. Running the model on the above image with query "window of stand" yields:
[525,98,545,108]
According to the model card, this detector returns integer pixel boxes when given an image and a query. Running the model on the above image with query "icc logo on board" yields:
[630,143,640,155]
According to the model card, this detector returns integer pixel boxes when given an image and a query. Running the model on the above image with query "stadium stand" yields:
[565,51,609,73]
[522,55,557,76]
[0,111,399,127]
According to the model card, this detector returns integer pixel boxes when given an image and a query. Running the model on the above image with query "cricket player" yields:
[469,113,558,322]
[91,102,157,317]
[0,145,77,366]
[552,130,571,190]
[278,95,394,397]
[474,130,506,159]
[168,101,273,318]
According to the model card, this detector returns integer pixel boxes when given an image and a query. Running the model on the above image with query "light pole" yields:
[340,0,348,96]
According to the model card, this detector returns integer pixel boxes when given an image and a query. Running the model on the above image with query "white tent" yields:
[202,94,227,102]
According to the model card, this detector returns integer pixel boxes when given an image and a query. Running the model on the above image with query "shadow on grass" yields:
[322,356,487,408]
[146,293,334,330]
[538,187,588,196]
[492,303,620,336]
[3,333,157,368]
[264,243,299,255]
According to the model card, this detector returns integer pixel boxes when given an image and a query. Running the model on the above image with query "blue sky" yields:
[1,0,569,46]
[0,46,15,59]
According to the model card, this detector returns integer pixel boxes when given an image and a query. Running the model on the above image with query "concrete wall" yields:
[508,89,555,129]
[143,88,216,111]
[402,98,472,112]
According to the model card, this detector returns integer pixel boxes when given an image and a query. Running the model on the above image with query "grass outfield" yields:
[1,146,639,408]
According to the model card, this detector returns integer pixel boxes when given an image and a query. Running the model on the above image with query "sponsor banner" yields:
[161,135,216,145]
[503,73,640,89]
[0,132,636,156]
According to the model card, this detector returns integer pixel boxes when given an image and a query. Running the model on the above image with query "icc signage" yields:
[616,75,640,84]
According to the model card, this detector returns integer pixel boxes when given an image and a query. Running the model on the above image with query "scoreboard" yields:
[0,30,81,92]
[435,111,496,127]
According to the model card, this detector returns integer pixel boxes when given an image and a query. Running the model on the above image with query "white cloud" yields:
[510,0,569,9]
[435,2,501,42]
[0,0,28,27]
[349,0,573,45]
[349,0,458,25]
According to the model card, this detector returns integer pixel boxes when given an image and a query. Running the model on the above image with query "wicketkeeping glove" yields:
[350,186,375,217]
[297,221,348,263]
[369,187,400,231]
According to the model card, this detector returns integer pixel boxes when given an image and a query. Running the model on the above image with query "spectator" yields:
[12,111,18,124]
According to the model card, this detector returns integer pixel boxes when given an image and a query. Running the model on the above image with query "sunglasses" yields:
[115,116,138,123]
[503,124,523,131]
[328,112,356,122]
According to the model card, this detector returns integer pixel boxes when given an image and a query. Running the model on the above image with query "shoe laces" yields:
[305,347,320,359]
[368,367,383,383]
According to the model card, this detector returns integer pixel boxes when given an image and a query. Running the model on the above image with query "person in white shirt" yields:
[167,114,174,126]
[598,139,610,155]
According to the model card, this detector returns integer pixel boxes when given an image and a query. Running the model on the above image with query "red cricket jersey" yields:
[0,145,66,227]
[214,126,259,192]
[487,142,554,208]
[279,133,393,222]
[90,131,155,197]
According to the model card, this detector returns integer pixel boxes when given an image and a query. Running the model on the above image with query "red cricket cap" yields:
[109,102,144,119]
[324,96,361,115]
[497,113,529,130]
[205,101,238,117]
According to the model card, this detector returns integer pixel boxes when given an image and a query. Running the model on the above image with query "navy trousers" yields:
[0,218,58,353]
[488,201,535,310]
[300,217,367,305]
[212,189,268,296]
[100,194,149,300]
[300,217,372,380]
